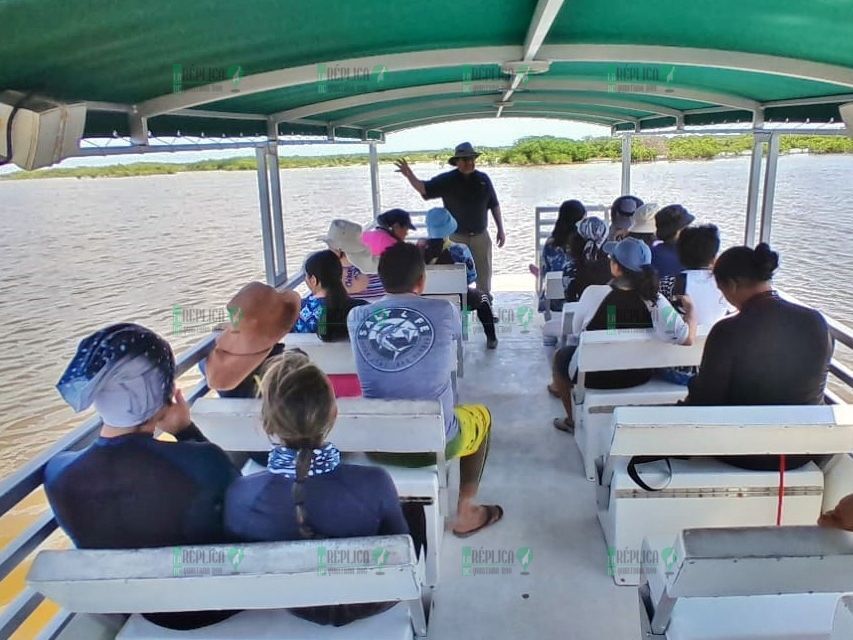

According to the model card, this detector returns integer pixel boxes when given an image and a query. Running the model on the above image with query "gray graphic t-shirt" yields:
[348,294,462,438]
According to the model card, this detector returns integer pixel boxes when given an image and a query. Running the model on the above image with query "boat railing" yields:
[0,271,306,639]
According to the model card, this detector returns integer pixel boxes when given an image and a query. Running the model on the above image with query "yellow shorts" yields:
[447,404,492,458]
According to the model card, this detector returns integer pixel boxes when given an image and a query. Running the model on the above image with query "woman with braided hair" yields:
[224,351,411,626]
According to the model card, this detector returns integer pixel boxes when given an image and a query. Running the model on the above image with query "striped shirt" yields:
[345,265,385,300]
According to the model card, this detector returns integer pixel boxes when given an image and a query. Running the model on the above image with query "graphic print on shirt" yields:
[355,307,435,372]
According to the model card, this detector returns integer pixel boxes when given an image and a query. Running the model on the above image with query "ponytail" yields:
[260,352,336,541]
[714,242,779,286]
[304,250,349,335]
[292,446,316,539]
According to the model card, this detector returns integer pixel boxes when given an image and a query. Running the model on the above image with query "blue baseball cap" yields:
[603,237,652,272]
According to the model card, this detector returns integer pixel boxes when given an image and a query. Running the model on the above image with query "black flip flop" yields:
[452,505,504,538]
[553,417,574,433]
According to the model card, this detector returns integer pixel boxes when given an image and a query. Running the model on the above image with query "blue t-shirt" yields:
[651,242,684,277]
[348,294,461,437]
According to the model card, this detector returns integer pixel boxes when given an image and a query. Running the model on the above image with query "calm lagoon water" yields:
[0,154,851,474]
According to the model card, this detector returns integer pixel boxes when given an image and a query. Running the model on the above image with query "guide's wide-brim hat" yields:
[205,282,300,391]
[448,141,481,165]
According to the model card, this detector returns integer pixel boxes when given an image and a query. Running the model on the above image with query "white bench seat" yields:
[241,455,440,503]
[583,378,688,408]
[599,405,853,586]
[638,527,853,640]
[118,603,414,640]
[601,458,824,585]
[344,453,439,501]
[571,329,707,481]
[29,536,426,640]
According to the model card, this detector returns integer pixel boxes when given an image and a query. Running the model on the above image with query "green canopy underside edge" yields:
[4,0,851,140]
[87,102,846,140]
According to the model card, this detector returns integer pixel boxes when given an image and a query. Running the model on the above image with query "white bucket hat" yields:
[630,202,659,234]
[319,219,379,274]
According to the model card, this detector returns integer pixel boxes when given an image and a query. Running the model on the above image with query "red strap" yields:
[776,454,786,526]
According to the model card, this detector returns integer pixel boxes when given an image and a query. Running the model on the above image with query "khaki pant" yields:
[450,230,493,295]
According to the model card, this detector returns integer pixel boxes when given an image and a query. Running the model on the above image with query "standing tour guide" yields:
[395,142,506,296]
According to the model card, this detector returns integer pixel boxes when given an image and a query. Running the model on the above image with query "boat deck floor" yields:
[428,280,638,639]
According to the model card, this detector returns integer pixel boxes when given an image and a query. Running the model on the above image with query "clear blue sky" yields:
[2,117,608,172]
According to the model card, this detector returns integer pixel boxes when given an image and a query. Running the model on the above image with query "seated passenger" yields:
[531,199,586,311]
[550,238,696,432]
[683,243,833,471]
[420,207,498,349]
[819,494,853,531]
[660,224,732,327]
[627,202,658,247]
[204,281,300,398]
[607,194,644,241]
[225,352,408,626]
[564,216,612,302]
[322,219,385,300]
[348,243,503,537]
[658,224,733,385]
[293,250,369,341]
[47,323,239,630]
[652,204,695,277]
[361,208,414,257]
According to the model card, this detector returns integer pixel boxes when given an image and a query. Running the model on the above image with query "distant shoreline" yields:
[3,134,851,181]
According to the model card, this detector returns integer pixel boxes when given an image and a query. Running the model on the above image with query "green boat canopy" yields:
[2,0,852,140]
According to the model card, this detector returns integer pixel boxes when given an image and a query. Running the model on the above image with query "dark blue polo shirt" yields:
[423,169,499,234]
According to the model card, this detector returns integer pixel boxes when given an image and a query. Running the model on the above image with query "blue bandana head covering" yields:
[577,216,609,261]
[56,323,176,428]
[267,443,341,478]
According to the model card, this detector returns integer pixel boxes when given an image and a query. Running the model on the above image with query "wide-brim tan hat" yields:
[630,202,659,234]
[319,219,379,274]
[205,282,300,391]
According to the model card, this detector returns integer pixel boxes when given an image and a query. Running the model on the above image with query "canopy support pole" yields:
[743,132,767,246]
[758,132,780,245]
[369,142,382,219]
[620,133,632,195]
[255,147,276,285]
[267,142,288,285]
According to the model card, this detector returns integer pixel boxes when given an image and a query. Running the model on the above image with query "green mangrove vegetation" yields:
[4,135,851,180]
